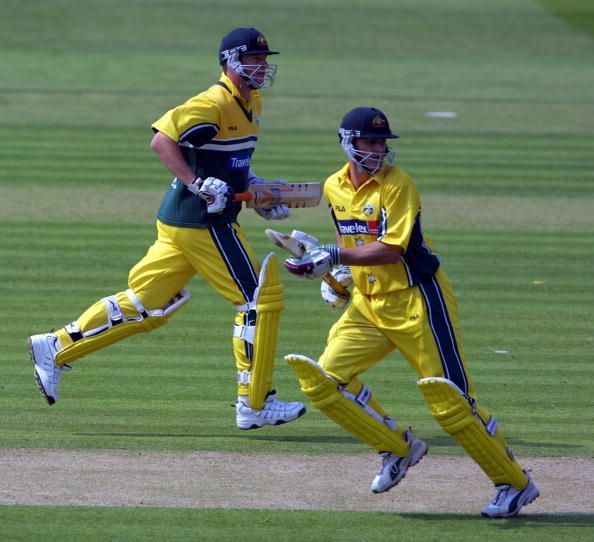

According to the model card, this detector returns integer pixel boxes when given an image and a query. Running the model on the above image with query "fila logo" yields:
[228,125,238,131]
[335,205,346,211]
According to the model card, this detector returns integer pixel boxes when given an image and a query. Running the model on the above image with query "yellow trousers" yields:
[55,220,265,397]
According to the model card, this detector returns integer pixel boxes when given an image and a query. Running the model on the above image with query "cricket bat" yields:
[265,229,351,298]
[234,182,321,209]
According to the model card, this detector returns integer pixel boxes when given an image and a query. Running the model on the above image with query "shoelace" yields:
[379,452,392,474]
[492,485,511,505]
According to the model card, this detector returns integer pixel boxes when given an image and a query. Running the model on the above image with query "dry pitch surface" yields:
[2,449,592,515]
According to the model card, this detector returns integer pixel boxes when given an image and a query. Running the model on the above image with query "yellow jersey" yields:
[323,163,440,295]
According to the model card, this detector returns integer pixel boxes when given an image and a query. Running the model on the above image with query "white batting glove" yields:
[247,171,266,185]
[248,173,292,220]
[248,171,287,187]
[284,247,333,279]
[255,204,292,220]
[290,230,321,253]
[185,177,203,195]
[321,265,352,309]
[196,177,233,213]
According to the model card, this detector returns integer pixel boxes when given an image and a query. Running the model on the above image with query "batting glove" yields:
[284,247,333,279]
[255,204,292,220]
[195,177,234,214]
[290,230,321,253]
[321,265,352,309]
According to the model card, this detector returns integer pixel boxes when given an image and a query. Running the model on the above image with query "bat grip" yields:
[323,275,351,298]
[234,192,253,202]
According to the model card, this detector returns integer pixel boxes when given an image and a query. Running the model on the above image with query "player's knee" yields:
[123,288,191,332]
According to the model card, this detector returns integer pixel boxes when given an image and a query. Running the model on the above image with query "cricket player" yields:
[282,107,539,517]
[28,27,306,429]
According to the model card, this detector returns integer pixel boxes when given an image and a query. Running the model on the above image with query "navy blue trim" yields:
[201,135,259,146]
[243,309,256,361]
[179,124,219,147]
[233,98,253,122]
[400,212,440,285]
[418,275,468,394]
[378,206,388,238]
[215,81,254,122]
[208,224,259,303]
[216,81,231,93]
[329,205,342,237]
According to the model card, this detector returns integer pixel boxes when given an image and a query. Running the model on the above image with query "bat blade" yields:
[265,228,307,258]
[235,182,321,209]
[265,229,351,298]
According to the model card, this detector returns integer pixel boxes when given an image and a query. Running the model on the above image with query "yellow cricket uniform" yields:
[320,162,474,398]
[55,74,273,399]
[152,73,262,228]
[310,161,529,490]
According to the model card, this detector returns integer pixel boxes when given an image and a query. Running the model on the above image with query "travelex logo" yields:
[228,153,252,169]
[337,219,378,236]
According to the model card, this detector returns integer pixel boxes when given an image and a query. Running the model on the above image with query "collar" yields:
[219,73,260,106]
[337,162,386,189]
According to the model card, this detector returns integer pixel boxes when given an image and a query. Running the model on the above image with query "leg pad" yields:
[55,289,190,365]
[286,354,409,456]
[236,253,284,410]
[418,377,527,487]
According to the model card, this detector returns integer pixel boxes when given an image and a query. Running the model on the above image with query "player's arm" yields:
[337,240,403,266]
[151,97,221,188]
[150,131,197,186]
[332,229,402,264]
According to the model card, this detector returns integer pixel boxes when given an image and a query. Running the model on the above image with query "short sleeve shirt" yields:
[152,73,262,228]
[324,163,440,294]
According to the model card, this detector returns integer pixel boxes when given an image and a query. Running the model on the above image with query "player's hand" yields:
[284,247,333,279]
[255,204,292,220]
[248,174,288,187]
[248,175,291,219]
[321,265,353,309]
[196,177,234,213]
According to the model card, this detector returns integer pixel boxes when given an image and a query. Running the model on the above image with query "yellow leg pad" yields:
[249,253,284,410]
[418,377,528,487]
[56,320,149,365]
[286,354,410,456]
[55,289,190,366]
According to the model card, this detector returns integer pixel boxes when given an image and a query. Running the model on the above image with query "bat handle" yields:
[234,192,253,202]
[323,275,351,298]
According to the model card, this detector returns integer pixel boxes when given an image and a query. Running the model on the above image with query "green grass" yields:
[0,507,592,542]
[1,0,593,540]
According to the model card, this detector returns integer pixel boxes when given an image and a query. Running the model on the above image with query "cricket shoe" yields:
[481,471,539,518]
[236,390,306,430]
[371,431,428,494]
[28,333,71,405]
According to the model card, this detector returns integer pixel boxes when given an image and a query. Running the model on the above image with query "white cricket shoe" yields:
[28,333,70,405]
[371,431,428,494]
[481,471,539,518]
[236,391,306,430]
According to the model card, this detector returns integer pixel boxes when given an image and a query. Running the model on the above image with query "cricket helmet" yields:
[338,107,398,173]
[219,27,278,89]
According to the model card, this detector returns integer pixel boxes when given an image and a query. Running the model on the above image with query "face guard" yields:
[226,51,278,89]
[339,129,396,174]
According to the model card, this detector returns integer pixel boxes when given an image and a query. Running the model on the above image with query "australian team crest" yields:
[371,115,386,129]
[363,203,374,216]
